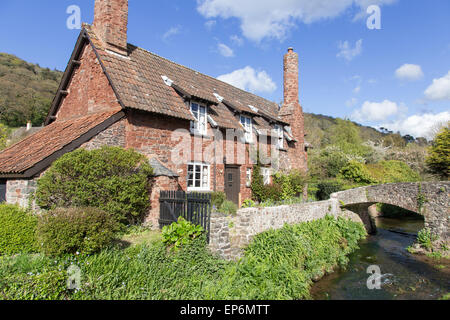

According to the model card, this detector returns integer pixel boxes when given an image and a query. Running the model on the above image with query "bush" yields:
[417,228,439,250]
[211,191,226,209]
[36,207,119,256]
[242,199,256,208]
[218,200,238,216]
[366,160,420,183]
[425,125,449,180]
[316,181,343,200]
[0,204,38,255]
[35,147,153,225]
[251,163,266,202]
[162,217,204,250]
[338,160,378,185]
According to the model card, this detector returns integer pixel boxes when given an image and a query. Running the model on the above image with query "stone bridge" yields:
[331,182,450,241]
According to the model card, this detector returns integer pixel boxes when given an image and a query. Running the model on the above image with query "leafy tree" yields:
[0,123,8,150]
[425,126,450,180]
[324,118,371,157]
[35,147,154,225]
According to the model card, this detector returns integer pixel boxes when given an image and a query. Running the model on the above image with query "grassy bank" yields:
[0,216,366,300]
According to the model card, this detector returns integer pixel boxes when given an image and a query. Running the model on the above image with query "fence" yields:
[159,191,212,239]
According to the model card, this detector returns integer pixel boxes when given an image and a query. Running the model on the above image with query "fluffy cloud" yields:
[197,0,396,41]
[230,35,244,46]
[217,43,234,57]
[395,64,424,81]
[352,100,403,122]
[217,66,277,93]
[381,111,450,139]
[424,71,450,101]
[337,39,363,61]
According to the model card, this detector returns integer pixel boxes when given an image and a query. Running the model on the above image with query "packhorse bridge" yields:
[210,181,449,260]
[331,182,449,240]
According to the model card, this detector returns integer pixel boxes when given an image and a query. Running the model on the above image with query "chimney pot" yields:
[288,47,294,53]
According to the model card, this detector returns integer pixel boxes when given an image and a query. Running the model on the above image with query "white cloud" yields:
[217,43,234,57]
[205,20,217,30]
[395,64,424,81]
[381,112,450,139]
[162,26,181,41]
[352,100,403,122]
[337,39,363,61]
[217,66,277,93]
[197,0,396,42]
[424,71,450,101]
[230,35,244,46]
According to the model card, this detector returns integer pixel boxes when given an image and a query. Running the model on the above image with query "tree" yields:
[425,126,450,180]
[0,123,8,150]
[325,118,371,157]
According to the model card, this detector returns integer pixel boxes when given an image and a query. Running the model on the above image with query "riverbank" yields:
[0,215,366,300]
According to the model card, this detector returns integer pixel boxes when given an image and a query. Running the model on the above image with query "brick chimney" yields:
[93,0,128,55]
[280,47,308,172]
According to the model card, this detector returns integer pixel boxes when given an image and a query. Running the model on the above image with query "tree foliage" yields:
[0,123,8,150]
[426,125,450,180]
[35,147,154,225]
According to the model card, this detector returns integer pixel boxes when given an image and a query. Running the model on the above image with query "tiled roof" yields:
[84,25,283,130]
[0,110,122,176]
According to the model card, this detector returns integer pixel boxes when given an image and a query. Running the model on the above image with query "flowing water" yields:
[311,216,450,300]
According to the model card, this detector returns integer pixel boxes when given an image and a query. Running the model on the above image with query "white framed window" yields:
[187,163,210,191]
[246,168,252,187]
[274,124,284,149]
[190,102,207,135]
[240,115,253,143]
[261,168,271,185]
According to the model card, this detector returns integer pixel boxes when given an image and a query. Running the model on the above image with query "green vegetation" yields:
[0,204,38,255]
[316,181,343,200]
[0,123,8,150]
[425,125,449,180]
[0,53,62,127]
[161,217,204,251]
[211,191,226,209]
[218,200,238,216]
[416,228,439,251]
[36,207,119,256]
[339,160,378,184]
[0,216,366,300]
[35,147,154,225]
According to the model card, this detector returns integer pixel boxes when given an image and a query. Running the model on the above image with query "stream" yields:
[311,216,450,300]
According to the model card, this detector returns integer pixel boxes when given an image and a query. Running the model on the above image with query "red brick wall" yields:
[56,44,122,121]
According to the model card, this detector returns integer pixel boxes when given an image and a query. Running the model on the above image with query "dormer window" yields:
[274,124,284,149]
[240,115,253,143]
[190,102,207,135]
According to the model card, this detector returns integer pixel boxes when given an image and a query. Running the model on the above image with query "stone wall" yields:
[209,199,363,260]
[6,179,38,210]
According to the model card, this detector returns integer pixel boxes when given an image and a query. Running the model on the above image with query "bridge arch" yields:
[331,182,449,241]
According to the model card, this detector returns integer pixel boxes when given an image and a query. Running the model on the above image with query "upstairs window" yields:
[274,124,284,149]
[240,115,253,143]
[187,163,210,191]
[190,102,207,135]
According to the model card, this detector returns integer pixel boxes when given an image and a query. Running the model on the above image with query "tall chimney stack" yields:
[93,0,128,55]
[280,47,308,173]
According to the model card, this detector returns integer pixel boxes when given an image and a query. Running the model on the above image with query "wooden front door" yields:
[225,166,240,205]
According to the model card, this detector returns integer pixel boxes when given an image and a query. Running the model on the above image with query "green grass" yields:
[0,216,366,300]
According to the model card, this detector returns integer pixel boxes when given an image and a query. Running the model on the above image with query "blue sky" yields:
[0,0,449,139]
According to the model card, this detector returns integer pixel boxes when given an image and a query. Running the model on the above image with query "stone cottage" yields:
[0,0,308,227]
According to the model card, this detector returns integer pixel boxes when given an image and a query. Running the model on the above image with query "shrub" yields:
[425,125,450,180]
[218,200,238,216]
[211,191,226,209]
[338,160,378,185]
[316,181,343,200]
[242,199,256,208]
[366,160,420,183]
[0,204,38,255]
[162,217,204,250]
[36,207,119,256]
[251,162,266,202]
[35,147,153,225]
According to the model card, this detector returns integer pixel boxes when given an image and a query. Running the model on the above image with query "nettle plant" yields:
[162,217,204,251]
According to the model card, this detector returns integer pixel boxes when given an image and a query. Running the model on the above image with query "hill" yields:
[0,53,62,127]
